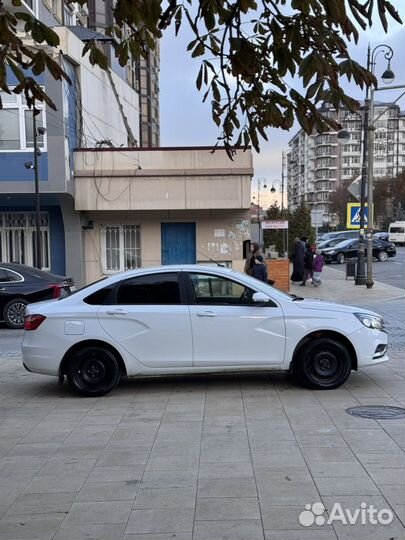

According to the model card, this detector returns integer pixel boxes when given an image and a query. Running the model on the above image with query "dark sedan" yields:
[0,263,73,329]
[321,238,396,264]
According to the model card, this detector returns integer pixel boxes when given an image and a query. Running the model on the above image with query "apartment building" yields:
[286,102,405,225]
[0,0,141,285]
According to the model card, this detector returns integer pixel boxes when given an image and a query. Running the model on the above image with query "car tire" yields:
[296,338,352,390]
[377,250,388,262]
[3,298,29,329]
[66,346,121,397]
[336,253,345,264]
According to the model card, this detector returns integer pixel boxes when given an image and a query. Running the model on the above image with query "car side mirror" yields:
[252,292,271,304]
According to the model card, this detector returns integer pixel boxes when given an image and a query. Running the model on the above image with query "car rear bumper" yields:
[22,343,60,377]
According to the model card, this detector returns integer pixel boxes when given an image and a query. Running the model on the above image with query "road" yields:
[327,245,405,289]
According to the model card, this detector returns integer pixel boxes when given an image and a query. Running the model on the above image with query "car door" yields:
[345,240,358,259]
[0,267,24,311]
[187,271,286,367]
[97,271,193,368]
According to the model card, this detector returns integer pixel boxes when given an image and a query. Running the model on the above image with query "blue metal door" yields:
[161,223,196,265]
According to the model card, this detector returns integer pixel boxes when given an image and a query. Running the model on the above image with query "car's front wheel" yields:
[296,338,352,390]
[336,253,345,264]
[3,298,29,329]
[66,346,121,397]
[377,250,388,262]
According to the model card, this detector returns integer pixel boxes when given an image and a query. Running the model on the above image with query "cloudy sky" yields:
[159,2,405,200]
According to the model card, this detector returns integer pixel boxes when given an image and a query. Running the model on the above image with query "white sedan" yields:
[22,265,389,397]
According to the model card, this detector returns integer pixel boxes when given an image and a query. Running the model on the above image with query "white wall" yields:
[55,27,140,148]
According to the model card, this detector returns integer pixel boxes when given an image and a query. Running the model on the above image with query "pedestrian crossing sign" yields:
[346,203,369,229]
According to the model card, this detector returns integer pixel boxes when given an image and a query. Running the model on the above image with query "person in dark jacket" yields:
[252,254,268,282]
[244,242,260,276]
[291,237,305,282]
[300,244,315,286]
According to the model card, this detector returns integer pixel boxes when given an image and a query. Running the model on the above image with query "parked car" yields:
[22,265,388,397]
[321,238,396,264]
[0,263,74,329]
[317,237,352,250]
[373,231,389,242]
[317,230,359,243]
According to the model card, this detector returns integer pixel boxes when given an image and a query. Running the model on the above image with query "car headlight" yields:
[354,313,385,331]
[327,250,335,255]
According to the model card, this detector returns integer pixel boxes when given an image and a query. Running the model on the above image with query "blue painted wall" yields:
[0,153,48,182]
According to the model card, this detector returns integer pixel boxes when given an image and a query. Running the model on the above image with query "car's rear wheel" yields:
[336,253,345,264]
[296,338,352,390]
[66,346,121,397]
[377,250,388,262]
[3,298,29,329]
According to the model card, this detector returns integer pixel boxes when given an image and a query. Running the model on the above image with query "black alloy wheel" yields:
[377,250,388,262]
[296,338,352,390]
[67,346,121,397]
[3,298,29,329]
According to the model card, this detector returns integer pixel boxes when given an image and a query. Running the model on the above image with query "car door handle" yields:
[196,311,217,318]
[106,308,128,315]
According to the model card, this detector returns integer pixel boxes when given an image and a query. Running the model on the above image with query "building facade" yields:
[73,147,253,284]
[0,0,142,285]
[286,102,405,225]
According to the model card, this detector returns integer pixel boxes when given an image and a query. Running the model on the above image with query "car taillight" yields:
[49,284,64,298]
[24,314,46,331]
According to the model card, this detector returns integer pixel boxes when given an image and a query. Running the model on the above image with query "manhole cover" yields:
[346,406,405,420]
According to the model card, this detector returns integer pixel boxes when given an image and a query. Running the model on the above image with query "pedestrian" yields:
[252,254,268,282]
[290,237,305,282]
[312,249,324,286]
[300,244,315,286]
[244,242,260,276]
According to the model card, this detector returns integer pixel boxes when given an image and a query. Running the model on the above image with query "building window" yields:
[0,212,50,270]
[102,225,141,273]
[0,90,46,151]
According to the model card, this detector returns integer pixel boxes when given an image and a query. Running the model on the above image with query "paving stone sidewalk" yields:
[0,268,404,540]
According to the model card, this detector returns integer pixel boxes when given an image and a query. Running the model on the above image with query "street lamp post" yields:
[270,177,286,255]
[24,111,46,269]
[337,108,368,285]
[366,44,396,289]
[256,177,267,247]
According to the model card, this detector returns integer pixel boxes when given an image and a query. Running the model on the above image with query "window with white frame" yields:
[0,90,46,151]
[102,225,141,273]
[0,212,50,269]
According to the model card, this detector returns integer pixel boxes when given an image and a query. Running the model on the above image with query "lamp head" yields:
[24,161,34,169]
[381,62,395,85]
[37,126,47,135]
[337,129,351,144]
[270,186,276,193]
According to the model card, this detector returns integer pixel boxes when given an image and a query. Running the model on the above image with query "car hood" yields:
[293,298,379,316]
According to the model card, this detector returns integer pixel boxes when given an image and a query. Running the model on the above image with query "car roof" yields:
[0,262,68,281]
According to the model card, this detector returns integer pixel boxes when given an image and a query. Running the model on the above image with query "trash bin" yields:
[346,259,356,280]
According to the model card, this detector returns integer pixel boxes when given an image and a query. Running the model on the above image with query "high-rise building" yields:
[286,102,405,225]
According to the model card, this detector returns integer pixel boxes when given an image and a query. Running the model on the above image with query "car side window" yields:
[0,268,23,283]
[84,285,115,305]
[116,273,181,305]
[190,273,256,306]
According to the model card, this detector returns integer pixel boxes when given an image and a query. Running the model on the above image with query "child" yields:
[312,249,324,286]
